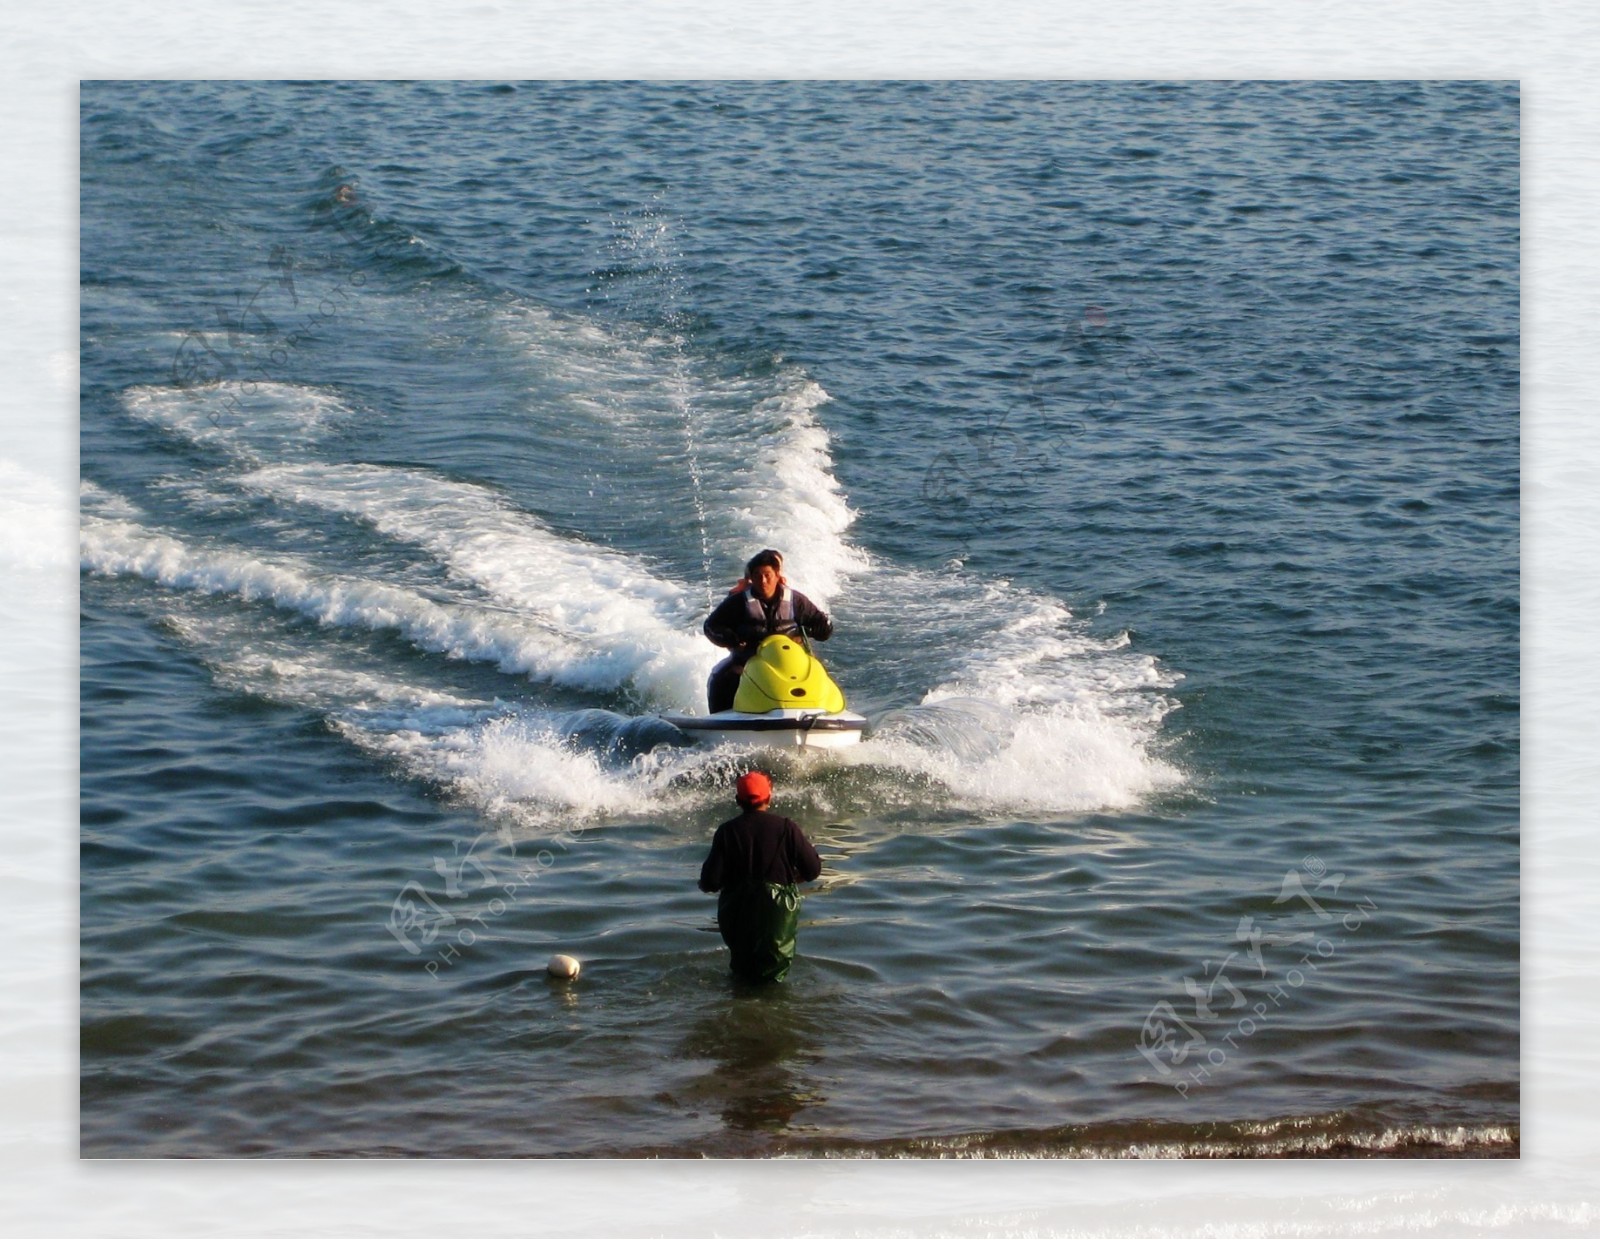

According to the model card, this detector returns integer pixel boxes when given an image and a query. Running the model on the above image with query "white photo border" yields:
[10,1,1589,1234]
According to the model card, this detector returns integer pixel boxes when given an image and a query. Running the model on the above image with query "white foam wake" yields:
[121,380,355,464]
[238,463,713,706]
[843,572,1184,814]
[493,295,866,609]
[152,611,633,829]
[164,611,487,716]
[334,712,682,829]
[79,510,691,698]
[89,281,1180,819]
[719,377,867,607]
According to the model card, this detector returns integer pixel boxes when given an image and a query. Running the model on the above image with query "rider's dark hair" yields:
[745,549,783,577]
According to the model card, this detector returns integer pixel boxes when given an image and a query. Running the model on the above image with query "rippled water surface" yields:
[80,81,1518,1157]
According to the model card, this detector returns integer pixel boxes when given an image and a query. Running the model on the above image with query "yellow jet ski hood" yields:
[732,634,848,714]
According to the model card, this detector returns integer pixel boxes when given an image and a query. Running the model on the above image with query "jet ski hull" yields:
[660,708,867,749]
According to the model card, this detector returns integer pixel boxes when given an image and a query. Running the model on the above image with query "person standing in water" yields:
[698,770,822,983]
[701,549,833,713]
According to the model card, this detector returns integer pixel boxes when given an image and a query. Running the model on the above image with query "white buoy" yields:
[547,954,581,980]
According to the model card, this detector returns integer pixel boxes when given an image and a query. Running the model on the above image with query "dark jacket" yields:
[703,587,833,664]
[699,807,823,984]
[698,807,823,892]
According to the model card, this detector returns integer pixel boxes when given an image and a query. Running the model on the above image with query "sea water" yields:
[79,80,1518,1156]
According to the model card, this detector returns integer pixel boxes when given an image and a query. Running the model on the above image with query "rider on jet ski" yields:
[702,549,834,713]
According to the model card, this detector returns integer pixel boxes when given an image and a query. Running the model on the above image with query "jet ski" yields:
[661,634,867,749]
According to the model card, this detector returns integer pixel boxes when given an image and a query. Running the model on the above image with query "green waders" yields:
[716,881,802,983]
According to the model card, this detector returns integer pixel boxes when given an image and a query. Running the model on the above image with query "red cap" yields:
[735,770,772,806]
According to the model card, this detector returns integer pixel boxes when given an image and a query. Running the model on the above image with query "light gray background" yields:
[5,1,1592,1234]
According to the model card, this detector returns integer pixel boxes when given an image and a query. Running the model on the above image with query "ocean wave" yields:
[777,1114,1520,1159]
